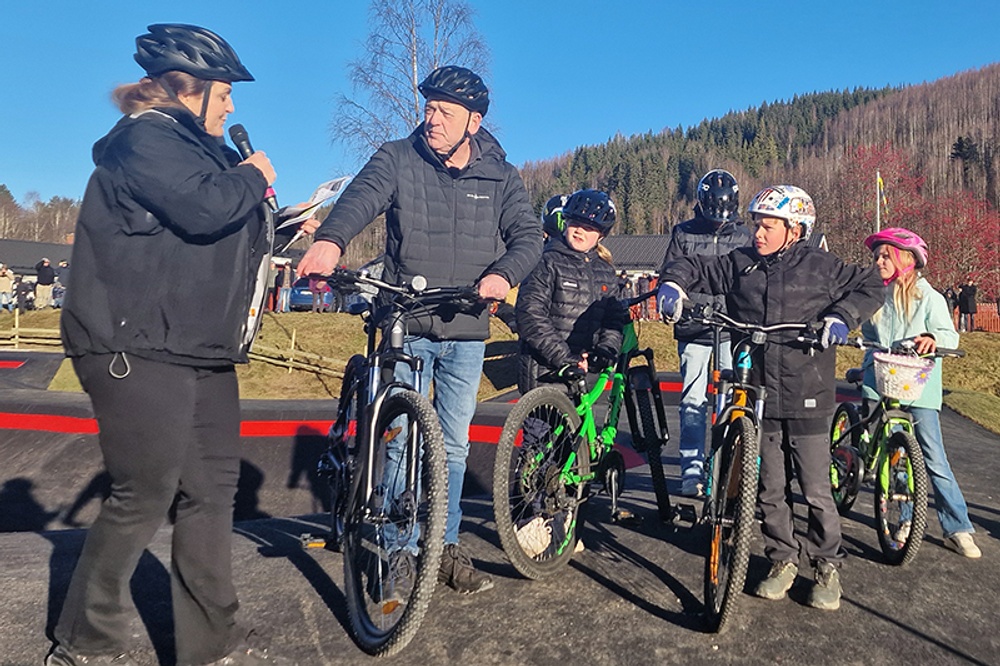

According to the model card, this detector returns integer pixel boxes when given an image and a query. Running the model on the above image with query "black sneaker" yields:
[438,543,494,594]
[45,646,138,666]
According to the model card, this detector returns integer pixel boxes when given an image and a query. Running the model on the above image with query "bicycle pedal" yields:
[675,504,699,525]
[612,509,641,525]
[299,533,330,549]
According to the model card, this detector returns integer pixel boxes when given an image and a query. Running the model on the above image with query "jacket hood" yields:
[92,107,220,166]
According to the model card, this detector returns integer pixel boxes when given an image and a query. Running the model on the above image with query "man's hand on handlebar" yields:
[477,273,511,301]
[296,240,342,278]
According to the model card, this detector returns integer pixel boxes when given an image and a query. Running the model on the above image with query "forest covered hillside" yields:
[520,63,1000,295]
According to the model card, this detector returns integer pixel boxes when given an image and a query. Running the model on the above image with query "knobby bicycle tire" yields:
[493,386,585,579]
[634,386,672,522]
[342,390,447,656]
[829,402,862,515]
[875,429,928,566]
[327,355,367,547]
[704,416,757,633]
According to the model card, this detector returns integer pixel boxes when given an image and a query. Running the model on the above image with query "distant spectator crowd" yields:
[0,257,69,314]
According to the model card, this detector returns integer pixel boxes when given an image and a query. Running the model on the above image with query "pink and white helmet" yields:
[864,227,928,268]
[747,185,816,240]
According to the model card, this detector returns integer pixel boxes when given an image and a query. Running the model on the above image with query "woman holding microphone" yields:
[50,24,308,666]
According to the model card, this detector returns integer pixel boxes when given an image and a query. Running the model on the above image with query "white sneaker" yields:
[893,521,911,544]
[945,533,982,559]
[515,516,552,558]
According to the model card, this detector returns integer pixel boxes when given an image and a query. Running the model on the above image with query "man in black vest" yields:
[34,257,56,309]
[297,66,541,594]
[659,169,752,496]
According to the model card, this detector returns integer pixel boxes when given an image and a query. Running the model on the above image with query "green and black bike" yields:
[491,290,673,580]
[830,338,964,566]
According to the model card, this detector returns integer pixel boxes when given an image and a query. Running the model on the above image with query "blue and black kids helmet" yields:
[561,189,617,235]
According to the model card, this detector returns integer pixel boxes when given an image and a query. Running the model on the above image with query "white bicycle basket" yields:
[873,352,935,401]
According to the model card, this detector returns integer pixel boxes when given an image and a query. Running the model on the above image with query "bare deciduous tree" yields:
[332,0,490,159]
[325,0,490,267]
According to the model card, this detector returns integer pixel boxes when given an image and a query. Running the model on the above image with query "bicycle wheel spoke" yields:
[494,387,584,579]
[342,391,447,656]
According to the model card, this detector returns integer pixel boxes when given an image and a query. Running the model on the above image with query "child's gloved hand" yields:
[657,281,687,323]
[821,316,849,349]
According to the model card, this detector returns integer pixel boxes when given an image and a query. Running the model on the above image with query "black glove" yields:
[590,348,618,371]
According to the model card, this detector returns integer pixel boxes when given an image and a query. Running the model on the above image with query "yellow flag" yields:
[878,175,889,219]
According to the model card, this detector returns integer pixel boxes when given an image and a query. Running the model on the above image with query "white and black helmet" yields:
[747,185,816,240]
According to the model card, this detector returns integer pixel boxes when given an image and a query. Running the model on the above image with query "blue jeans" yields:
[386,336,485,548]
[909,407,975,537]
[678,340,732,483]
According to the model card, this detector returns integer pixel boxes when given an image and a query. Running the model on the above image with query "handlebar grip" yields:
[935,347,965,358]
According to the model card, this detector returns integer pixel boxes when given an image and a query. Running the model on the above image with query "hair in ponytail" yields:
[112,71,208,115]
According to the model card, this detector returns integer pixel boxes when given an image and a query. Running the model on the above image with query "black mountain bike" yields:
[681,305,820,632]
[304,267,480,656]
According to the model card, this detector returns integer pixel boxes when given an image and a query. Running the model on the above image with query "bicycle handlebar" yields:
[316,268,483,309]
[681,303,821,344]
[847,337,966,359]
[621,289,657,308]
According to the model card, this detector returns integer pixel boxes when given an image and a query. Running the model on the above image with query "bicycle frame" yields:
[550,314,662,487]
[832,386,918,497]
[322,269,480,533]
[705,339,765,502]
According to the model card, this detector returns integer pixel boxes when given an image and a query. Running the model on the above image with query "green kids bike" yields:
[492,291,673,579]
[830,338,964,566]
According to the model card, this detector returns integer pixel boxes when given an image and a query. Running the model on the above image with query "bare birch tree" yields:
[327,0,489,267]
[332,0,490,159]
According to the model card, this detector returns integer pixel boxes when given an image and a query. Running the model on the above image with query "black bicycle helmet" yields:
[134,24,254,82]
[561,189,616,235]
[418,65,489,116]
[541,194,568,238]
[697,169,739,224]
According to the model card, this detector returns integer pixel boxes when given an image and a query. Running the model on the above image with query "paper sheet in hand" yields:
[275,176,352,230]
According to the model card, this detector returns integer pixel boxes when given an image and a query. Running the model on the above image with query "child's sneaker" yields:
[945,533,982,559]
[514,516,552,558]
[45,646,137,666]
[893,521,911,544]
[754,561,797,600]
[807,562,841,611]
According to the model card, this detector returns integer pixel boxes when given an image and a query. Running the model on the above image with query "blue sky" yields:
[1,1,998,206]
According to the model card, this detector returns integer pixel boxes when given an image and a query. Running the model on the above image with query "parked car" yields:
[288,277,337,312]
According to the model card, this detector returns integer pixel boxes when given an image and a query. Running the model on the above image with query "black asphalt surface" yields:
[1,351,999,665]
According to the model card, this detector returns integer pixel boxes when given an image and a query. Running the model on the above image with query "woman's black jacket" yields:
[61,107,272,366]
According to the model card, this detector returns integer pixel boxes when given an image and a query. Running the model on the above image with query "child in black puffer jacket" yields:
[515,189,628,394]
